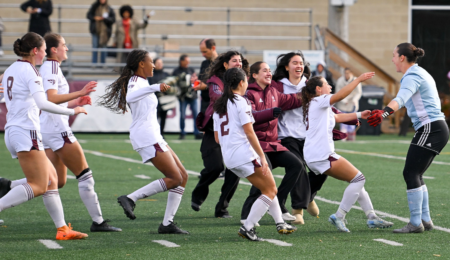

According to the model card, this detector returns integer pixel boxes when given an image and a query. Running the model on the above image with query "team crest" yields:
[35,81,41,85]
[48,79,55,85]
[129,85,135,89]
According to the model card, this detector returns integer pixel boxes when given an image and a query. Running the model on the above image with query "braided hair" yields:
[301,76,323,124]
[98,49,149,113]
[213,68,247,115]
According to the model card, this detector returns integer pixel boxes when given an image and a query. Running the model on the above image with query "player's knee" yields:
[166,175,183,189]
[77,168,95,191]
[403,171,421,190]
[58,179,67,189]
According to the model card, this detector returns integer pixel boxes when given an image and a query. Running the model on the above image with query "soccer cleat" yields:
[117,195,136,220]
[307,200,320,217]
[422,220,434,231]
[0,178,12,199]
[90,220,122,232]
[276,222,297,234]
[158,222,190,234]
[238,225,262,241]
[367,217,394,229]
[191,202,201,212]
[393,222,424,233]
[281,212,296,221]
[240,219,260,227]
[328,214,350,232]
[291,209,305,225]
[56,223,88,240]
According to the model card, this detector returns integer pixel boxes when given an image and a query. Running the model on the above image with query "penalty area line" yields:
[373,239,403,246]
[38,239,63,249]
[152,240,180,248]
[262,239,292,246]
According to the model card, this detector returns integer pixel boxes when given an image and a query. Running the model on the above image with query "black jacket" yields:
[21,0,52,37]
[86,2,115,38]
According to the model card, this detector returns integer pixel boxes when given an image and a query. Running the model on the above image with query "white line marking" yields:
[335,148,450,166]
[84,150,450,234]
[422,176,435,179]
[77,139,87,143]
[152,240,180,248]
[373,239,403,246]
[66,175,76,179]
[134,174,151,179]
[262,239,292,246]
[38,239,63,249]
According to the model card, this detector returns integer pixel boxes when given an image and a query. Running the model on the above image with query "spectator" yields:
[0,17,4,56]
[114,5,149,63]
[194,38,218,113]
[148,58,171,137]
[335,68,362,140]
[87,0,115,64]
[172,54,201,139]
[312,61,334,91]
[20,0,53,37]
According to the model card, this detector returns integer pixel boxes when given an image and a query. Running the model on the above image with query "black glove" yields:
[273,107,282,118]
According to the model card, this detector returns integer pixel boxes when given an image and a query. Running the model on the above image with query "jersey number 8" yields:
[7,76,14,100]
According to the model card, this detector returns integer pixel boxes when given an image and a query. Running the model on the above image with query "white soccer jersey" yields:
[304,94,336,163]
[213,94,258,169]
[3,60,44,131]
[126,75,163,150]
[39,59,71,133]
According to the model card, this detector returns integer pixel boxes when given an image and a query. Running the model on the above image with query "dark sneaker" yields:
[158,222,189,234]
[117,195,136,220]
[191,202,201,212]
[238,225,262,241]
[215,213,232,218]
[90,220,122,232]
[276,222,297,234]
[179,134,185,140]
[0,178,12,198]
[422,220,434,231]
[393,222,424,233]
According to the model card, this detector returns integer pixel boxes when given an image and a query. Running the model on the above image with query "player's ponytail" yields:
[397,43,425,63]
[13,32,44,57]
[99,49,148,113]
[301,76,323,124]
[214,67,246,115]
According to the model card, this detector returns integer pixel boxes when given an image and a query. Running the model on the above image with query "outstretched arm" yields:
[335,110,370,123]
[47,81,97,105]
[330,72,375,105]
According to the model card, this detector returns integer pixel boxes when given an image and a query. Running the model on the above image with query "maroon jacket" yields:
[245,81,302,152]
[196,75,224,131]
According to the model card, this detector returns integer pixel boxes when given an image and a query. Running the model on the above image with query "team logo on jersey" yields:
[129,85,135,89]
[259,98,263,103]
[246,111,253,117]
[48,79,55,85]
[35,81,41,85]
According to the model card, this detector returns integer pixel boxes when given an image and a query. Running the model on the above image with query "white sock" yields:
[78,170,104,224]
[268,196,284,224]
[0,183,34,211]
[336,172,365,219]
[43,189,67,228]
[357,187,377,219]
[162,186,184,226]
[244,195,272,230]
[127,179,166,202]
[11,178,27,189]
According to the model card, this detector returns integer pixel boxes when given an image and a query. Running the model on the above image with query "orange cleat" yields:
[56,223,88,240]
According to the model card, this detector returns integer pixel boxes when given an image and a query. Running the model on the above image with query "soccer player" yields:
[0,32,87,240]
[0,33,121,232]
[99,49,189,234]
[213,67,297,241]
[301,74,394,232]
[368,43,449,233]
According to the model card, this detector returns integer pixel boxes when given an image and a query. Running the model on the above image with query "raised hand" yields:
[76,96,92,106]
[360,110,371,119]
[357,72,375,82]
[160,83,171,92]
[80,81,97,96]
[367,109,383,126]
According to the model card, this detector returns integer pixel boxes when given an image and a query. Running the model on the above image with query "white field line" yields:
[373,239,403,246]
[38,239,63,249]
[335,148,450,166]
[84,150,450,234]
[262,239,292,246]
[134,175,151,179]
[422,176,435,179]
[152,240,180,248]
[66,175,76,179]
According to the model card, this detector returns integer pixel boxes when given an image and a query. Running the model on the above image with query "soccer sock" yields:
[43,189,67,228]
[421,185,431,222]
[244,195,272,231]
[162,186,185,226]
[10,178,27,189]
[127,179,167,202]
[0,183,34,211]
[77,169,104,224]
[357,187,377,219]
[407,187,423,227]
[336,172,365,219]
[268,196,284,224]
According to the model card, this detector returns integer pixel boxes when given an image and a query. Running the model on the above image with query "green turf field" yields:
[1,133,449,259]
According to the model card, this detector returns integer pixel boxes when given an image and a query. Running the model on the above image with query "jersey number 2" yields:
[220,113,229,136]
[6,76,14,100]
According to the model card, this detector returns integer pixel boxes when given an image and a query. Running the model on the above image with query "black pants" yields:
[241,151,303,219]
[191,129,240,217]
[157,104,168,135]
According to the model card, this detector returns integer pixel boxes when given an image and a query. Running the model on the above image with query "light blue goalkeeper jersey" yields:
[393,64,445,130]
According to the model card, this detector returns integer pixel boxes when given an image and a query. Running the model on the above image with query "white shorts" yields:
[5,126,44,159]
[307,153,341,175]
[136,140,169,163]
[229,157,261,178]
[42,131,77,151]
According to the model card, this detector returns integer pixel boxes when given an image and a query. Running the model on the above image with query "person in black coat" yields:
[86,0,115,63]
[20,0,53,37]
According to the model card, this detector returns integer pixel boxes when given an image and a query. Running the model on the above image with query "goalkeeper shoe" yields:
[328,214,350,232]
[393,222,424,233]
[56,223,88,240]
[117,195,136,220]
[422,220,434,231]
[367,217,394,229]
[276,222,297,234]
[238,225,262,241]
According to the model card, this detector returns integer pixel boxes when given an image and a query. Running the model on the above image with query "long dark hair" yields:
[13,32,44,57]
[98,50,149,113]
[272,51,311,82]
[397,43,425,63]
[213,68,247,115]
[248,61,264,84]
[301,76,323,124]
[44,33,62,57]
[206,50,249,79]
